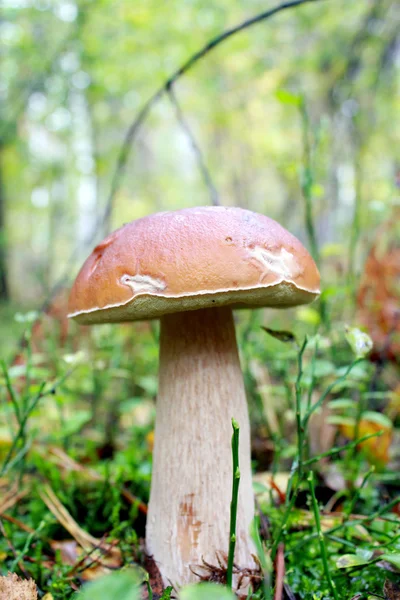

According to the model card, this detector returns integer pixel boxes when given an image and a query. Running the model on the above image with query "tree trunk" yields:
[0,142,9,301]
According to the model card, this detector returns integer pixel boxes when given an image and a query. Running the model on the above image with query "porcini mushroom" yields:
[68,206,320,594]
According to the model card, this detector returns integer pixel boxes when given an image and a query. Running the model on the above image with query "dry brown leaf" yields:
[357,208,400,363]
[384,579,400,600]
[0,572,37,600]
[0,481,29,514]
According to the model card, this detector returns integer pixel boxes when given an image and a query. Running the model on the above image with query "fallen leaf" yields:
[336,554,372,569]
[384,579,400,600]
[339,415,392,467]
[381,554,400,572]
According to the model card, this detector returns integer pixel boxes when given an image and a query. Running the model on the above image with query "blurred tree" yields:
[0,141,8,300]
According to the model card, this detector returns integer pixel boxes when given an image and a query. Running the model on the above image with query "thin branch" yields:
[329,0,392,104]
[167,86,220,206]
[103,0,327,231]
[0,519,31,579]
[274,543,285,600]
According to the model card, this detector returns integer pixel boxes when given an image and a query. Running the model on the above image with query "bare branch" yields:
[103,0,328,230]
[167,86,220,207]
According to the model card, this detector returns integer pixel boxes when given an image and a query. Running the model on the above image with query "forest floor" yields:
[0,295,399,600]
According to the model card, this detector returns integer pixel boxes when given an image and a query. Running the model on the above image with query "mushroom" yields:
[68,206,320,594]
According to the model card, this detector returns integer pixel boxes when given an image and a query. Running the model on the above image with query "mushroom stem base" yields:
[146,307,256,593]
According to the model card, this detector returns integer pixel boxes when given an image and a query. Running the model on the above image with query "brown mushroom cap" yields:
[68,206,320,324]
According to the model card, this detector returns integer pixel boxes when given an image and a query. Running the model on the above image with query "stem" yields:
[308,472,339,600]
[146,307,256,592]
[302,430,382,467]
[271,338,307,560]
[302,358,363,427]
[295,338,307,480]
[298,99,328,327]
[227,418,240,589]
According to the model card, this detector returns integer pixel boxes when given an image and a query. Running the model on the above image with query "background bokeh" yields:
[1,0,399,314]
[1,3,400,598]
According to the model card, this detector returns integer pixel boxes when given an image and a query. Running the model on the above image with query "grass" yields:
[0,298,399,599]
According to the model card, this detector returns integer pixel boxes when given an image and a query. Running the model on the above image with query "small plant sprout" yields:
[227,418,240,589]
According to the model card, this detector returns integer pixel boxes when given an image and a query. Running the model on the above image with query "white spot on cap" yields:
[120,274,166,296]
[248,247,301,281]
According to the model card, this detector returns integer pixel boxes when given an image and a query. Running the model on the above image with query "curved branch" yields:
[103,0,327,230]
[167,87,220,207]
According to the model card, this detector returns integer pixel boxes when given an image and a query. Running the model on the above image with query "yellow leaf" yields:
[339,418,392,467]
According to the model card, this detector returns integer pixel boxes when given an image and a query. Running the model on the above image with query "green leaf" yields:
[78,568,141,600]
[261,326,298,346]
[296,306,321,326]
[160,587,174,599]
[336,554,372,569]
[327,415,356,427]
[355,549,374,561]
[180,583,236,600]
[275,89,302,106]
[14,310,39,323]
[381,554,400,571]
[345,326,373,358]
[328,398,357,411]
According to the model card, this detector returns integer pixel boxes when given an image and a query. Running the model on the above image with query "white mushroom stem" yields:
[146,307,257,593]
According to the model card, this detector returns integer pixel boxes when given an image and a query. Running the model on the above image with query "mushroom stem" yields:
[146,306,256,592]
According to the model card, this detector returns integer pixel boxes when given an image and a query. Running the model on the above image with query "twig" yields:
[298,99,329,326]
[0,513,35,534]
[103,0,327,232]
[0,368,74,477]
[294,338,307,480]
[299,99,319,265]
[9,519,46,574]
[227,418,240,589]
[167,86,220,206]
[271,339,307,560]
[329,0,391,103]
[274,543,285,600]
[302,358,363,426]
[302,430,383,467]
[1,360,21,424]
[0,519,31,579]
[290,494,400,554]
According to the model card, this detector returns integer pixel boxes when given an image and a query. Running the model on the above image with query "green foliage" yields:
[75,569,142,600]
[180,583,236,600]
